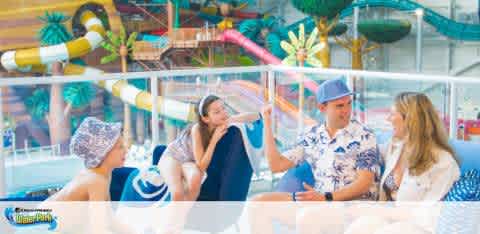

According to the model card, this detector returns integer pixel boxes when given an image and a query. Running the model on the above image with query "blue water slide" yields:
[288,0,480,41]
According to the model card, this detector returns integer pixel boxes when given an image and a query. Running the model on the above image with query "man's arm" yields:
[262,105,296,173]
[329,170,375,201]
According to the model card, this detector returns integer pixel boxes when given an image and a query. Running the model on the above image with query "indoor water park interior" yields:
[0,0,480,233]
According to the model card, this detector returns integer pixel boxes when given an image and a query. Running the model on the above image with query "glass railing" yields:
[1,65,480,196]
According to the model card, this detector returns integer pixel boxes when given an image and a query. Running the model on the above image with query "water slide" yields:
[217,29,320,126]
[223,80,316,126]
[217,29,320,93]
[288,0,480,41]
[0,10,196,122]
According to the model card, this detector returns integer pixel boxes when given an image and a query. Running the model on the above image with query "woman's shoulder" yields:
[434,149,460,169]
[191,123,199,133]
[190,124,201,138]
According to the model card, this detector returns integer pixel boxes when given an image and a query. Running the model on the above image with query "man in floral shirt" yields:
[256,78,380,202]
[248,78,380,234]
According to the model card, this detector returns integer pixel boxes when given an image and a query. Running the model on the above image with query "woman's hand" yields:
[211,124,228,144]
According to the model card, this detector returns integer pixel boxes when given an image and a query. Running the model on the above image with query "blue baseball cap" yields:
[316,77,353,104]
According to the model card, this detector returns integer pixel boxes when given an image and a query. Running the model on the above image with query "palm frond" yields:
[306,56,323,67]
[287,31,300,49]
[119,26,126,45]
[100,53,119,64]
[101,42,118,54]
[37,11,73,46]
[63,82,96,108]
[280,41,296,55]
[305,27,318,50]
[281,55,297,66]
[25,88,50,120]
[106,31,121,48]
[126,32,138,49]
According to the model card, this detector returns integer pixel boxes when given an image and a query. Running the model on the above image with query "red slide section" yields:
[217,29,319,93]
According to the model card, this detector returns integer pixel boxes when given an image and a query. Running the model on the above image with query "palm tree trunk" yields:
[316,17,330,68]
[121,47,133,148]
[48,62,71,154]
[351,39,363,70]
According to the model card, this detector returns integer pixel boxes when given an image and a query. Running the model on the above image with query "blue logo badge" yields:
[4,207,57,230]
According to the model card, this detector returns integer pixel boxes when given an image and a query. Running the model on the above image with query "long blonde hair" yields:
[394,92,459,176]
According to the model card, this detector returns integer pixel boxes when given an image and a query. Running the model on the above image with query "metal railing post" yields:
[0,87,6,197]
[151,76,160,149]
[449,82,458,139]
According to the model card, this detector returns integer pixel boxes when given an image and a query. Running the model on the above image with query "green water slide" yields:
[288,0,480,41]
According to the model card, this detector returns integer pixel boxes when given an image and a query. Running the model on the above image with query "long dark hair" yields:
[196,95,221,149]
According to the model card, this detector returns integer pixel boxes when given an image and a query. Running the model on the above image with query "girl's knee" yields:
[187,171,203,196]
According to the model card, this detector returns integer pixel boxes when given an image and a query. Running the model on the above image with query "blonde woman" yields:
[344,92,460,234]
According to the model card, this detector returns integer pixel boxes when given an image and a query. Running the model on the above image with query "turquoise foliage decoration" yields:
[37,12,73,46]
[25,88,50,120]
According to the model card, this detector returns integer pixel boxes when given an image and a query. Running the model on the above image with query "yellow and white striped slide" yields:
[63,64,196,122]
[1,10,104,71]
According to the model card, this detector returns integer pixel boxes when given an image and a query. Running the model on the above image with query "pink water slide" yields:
[217,29,319,93]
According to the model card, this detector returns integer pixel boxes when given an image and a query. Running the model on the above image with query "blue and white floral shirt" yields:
[283,120,380,200]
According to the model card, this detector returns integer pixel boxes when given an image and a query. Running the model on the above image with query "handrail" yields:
[1,65,480,87]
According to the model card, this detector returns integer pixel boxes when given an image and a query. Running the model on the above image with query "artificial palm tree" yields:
[290,0,354,67]
[34,12,98,149]
[280,24,324,67]
[280,24,324,131]
[101,26,138,147]
[37,12,73,147]
[334,19,411,69]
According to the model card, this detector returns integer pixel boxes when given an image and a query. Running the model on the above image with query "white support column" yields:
[298,76,304,135]
[447,0,455,74]
[0,87,5,197]
[415,8,424,73]
[267,70,276,134]
[449,82,458,139]
[151,76,160,149]
[346,75,357,119]
[268,71,275,108]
